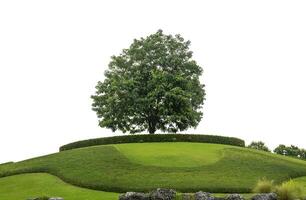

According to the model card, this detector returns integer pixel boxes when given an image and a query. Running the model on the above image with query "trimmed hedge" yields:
[59,134,245,151]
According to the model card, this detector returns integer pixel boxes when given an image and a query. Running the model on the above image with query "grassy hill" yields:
[0,173,117,200]
[1,142,306,194]
[1,173,306,200]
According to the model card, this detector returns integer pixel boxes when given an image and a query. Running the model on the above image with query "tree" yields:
[274,144,306,159]
[248,141,270,152]
[274,144,287,155]
[91,30,205,134]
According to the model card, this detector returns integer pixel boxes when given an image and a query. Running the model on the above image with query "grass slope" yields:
[2,173,303,200]
[115,143,224,167]
[0,173,259,200]
[0,173,118,200]
[1,142,306,193]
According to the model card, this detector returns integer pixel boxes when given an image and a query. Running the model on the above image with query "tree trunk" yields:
[148,119,156,134]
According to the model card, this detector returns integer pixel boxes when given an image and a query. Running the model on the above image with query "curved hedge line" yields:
[59,134,245,151]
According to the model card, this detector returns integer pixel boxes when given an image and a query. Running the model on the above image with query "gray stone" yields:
[195,191,214,200]
[251,193,277,200]
[225,194,244,200]
[49,198,64,200]
[27,197,52,200]
[119,192,149,200]
[150,188,176,200]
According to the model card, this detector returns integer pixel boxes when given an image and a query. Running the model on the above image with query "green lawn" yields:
[1,142,306,193]
[0,173,118,200]
[0,173,259,200]
[115,143,224,167]
[3,173,304,200]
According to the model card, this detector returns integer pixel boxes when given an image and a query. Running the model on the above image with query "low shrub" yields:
[248,141,270,152]
[252,177,274,193]
[59,134,245,151]
[274,180,303,200]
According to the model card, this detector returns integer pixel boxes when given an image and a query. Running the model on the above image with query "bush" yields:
[274,144,306,160]
[275,180,303,200]
[253,177,274,193]
[248,141,270,152]
[59,134,245,151]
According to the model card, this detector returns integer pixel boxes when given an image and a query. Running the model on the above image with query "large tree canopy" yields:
[91,30,205,134]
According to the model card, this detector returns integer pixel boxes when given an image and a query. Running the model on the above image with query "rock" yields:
[182,193,193,200]
[195,191,214,200]
[150,188,176,200]
[119,192,149,200]
[27,197,51,200]
[225,194,244,200]
[251,193,277,200]
[49,198,64,200]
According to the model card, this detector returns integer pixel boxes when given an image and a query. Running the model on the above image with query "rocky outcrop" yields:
[119,192,149,200]
[149,188,176,200]
[225,194,244,200]
[119,188,176,200]
[195,191,215,200]
[118,190,246,200]
[251,193,277,200]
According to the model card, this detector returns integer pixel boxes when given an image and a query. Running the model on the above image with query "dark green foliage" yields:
[2,144,306,193]
[274,145,288,155]
[274,144,306,160]
[59,134,245,151]
[91,30,205,134]
[248,141,270,152]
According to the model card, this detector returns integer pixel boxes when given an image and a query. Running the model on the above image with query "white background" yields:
[1,0,306,163]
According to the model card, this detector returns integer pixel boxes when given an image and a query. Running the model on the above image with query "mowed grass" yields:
[0,173,118,200]
[115,143,224,167]
[0,173,258,200]
[1,143,306,193]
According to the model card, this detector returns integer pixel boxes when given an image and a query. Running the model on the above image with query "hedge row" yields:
[59,134,245,151]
